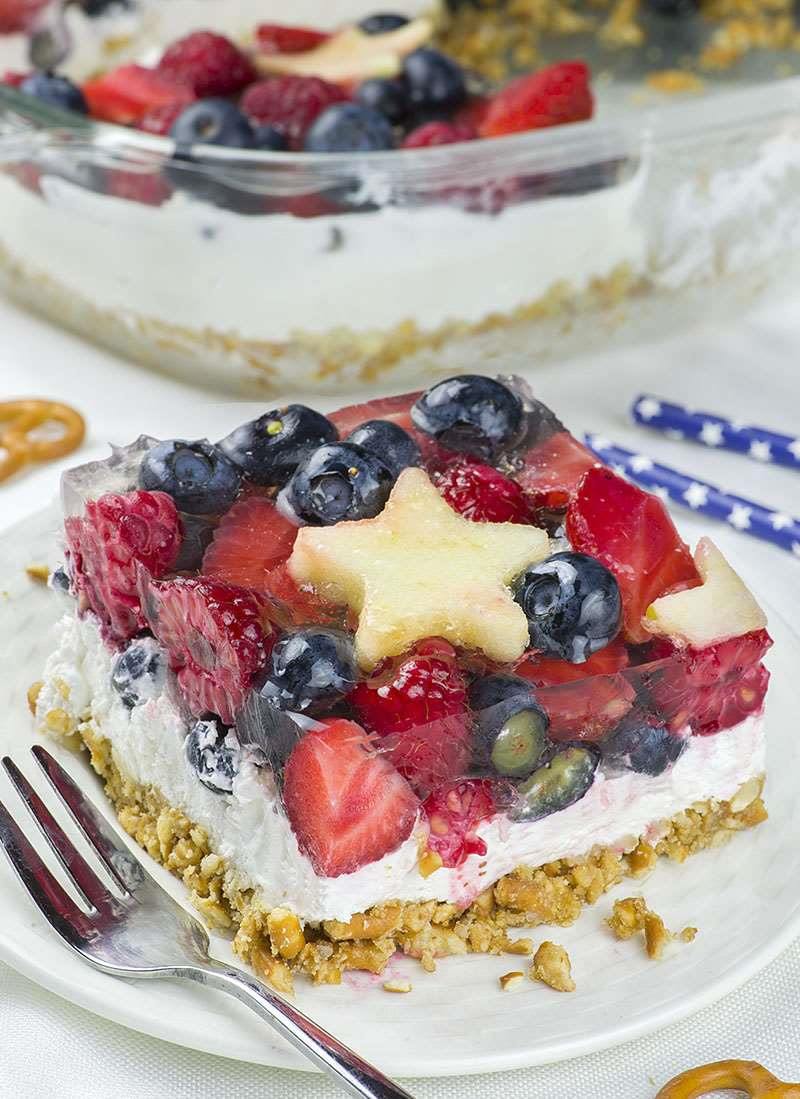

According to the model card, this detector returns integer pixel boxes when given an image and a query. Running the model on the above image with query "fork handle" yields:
[183,961,415,1099]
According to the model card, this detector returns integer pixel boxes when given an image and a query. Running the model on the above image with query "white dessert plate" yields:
[1,504,799,1078]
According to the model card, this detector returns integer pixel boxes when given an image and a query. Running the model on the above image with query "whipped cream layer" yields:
[38,611,766,924]
[0,162,647,343]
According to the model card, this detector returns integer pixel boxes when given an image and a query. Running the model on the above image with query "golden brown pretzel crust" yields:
[0,399,85,483]
[657,1060,800,1098]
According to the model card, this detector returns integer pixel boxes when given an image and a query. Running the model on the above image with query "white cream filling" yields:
[38,611,766,924]
[0,162,647,341]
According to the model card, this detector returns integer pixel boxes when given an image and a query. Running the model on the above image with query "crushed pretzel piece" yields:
[418,848,444,878]
[608,896,698,959]
[505,937,534,956]
[499,970,525,991]
[531,941,575,992]
[27,680,43,715]
[25,564,50,583]
[383,979,412,994]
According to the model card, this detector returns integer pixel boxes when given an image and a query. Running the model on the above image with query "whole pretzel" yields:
[0,399,85,483]
[657,1060,800,1098]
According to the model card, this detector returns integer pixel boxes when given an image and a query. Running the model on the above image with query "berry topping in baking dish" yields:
[60,375,771,877]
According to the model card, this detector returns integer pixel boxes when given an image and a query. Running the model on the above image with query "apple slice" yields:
[253,19,434,83]
[644,537,767,648]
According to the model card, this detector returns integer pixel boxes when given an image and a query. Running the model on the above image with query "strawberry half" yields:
[480,61,594,139]
[65,490,181,644]
[515,430,598,514]
[140,574,272,724]
[423,778,499,868]
[202,496,342,627]
[566,467,701,644]
[283,719,420,877]
[351,640,470,797]
[82,64,194,127]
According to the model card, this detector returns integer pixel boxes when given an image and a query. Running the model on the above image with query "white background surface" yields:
[2,294,800,1097]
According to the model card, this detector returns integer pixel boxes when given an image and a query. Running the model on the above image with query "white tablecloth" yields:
[2,296,800,1098]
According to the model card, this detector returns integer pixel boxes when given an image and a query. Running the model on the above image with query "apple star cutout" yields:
[288,468,550,670]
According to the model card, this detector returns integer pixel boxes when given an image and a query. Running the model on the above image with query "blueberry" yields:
[83,0,132,14]
[355,78,409,124]
[358,12,410,32]
[402,48,466,112]
[512,745,599,822]
[253,124,288,151]
[411,375,524,460]
[281,442,395,525]
[111,637,167,708]
[257,628,358,716]
[647,0,699,14]
[20,72,87,114]
[469,674,549,778]
[304,103,395,153]
[345,420,421,478]
[218,405,338,488]
[602,712,686,776]
[170,99,256,150]
[186,716,241,794]
[513,552,622,664]
[49,564,73,596]
[172,513,217,572]
[139,439,241,515]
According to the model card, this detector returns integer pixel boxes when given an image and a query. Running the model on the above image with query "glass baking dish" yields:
[1,1,800,396]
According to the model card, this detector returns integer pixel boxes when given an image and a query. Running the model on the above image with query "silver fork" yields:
[0,745,414,1099]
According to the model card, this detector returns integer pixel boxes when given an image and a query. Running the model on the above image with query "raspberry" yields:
[138,101,187,135]
[157,31,255,97]
[434,460,532,524]
[423,778,498,868]
[65,491,181,644]
[140,575,272,723]
[241,76,348,150]
[106,169,172,207]
[256,23,330,55]
[402,121,476,149]
[351,639,470,796]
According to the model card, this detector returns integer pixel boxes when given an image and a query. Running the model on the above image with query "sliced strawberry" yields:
[515,430,598,513]
[140,574,272,723]
[515,637,631,684]
[203,497,298,588]
[641,628,771,736]
[2,71,28,88]
[423,778,498,868]
[283,718,420,877]
[256,23,330,54]
[541,674,635,741]
[82,65,195,127]
[453,95,491,133]
[351,640,470,796]
[480,61,594,139]
[566,467,701,644]
[433,459,532,524]
[202,496,342,626]
[65,490,181,644]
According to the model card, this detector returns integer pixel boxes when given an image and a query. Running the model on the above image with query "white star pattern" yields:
[728,505,752,531]
[665,429,685,441]
[729,419,747,431]
[612,464,629,479]
[629,454,654,473]
[788,439,800,461]
[636,398,662,421]
[699,422,724,447]
[587,435,612,453]
[749,440,772,462]
[651,486,671,503]
[683,482,710,509]
[792,542,800,558]
[770,513,793,531]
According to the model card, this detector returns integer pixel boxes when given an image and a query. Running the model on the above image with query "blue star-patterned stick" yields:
[584,435,800,557]
[631,395,800,470]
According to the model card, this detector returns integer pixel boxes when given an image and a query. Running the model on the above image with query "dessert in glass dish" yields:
[1,1,800,395]
[34,374,771,992]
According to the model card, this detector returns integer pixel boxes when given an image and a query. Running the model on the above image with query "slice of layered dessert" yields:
[35,375,771,992]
